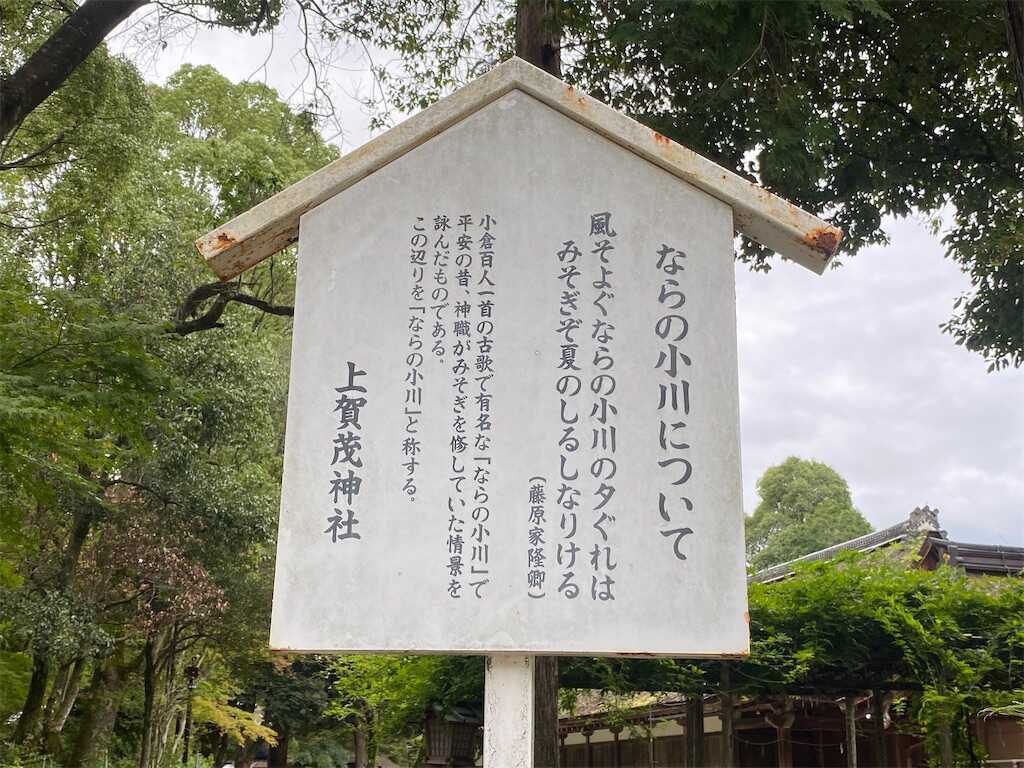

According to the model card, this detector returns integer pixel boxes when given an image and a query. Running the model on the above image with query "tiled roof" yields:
[919,536,1024,576]
[749,506,943,584]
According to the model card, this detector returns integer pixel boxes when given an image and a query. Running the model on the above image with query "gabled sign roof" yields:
[196,57,842,281]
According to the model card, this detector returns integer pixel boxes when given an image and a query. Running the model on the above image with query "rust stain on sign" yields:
[199,230,237,259]
[652,130,671,145]
[563,84,586,109]
[216,231,236,247]
[804,226,841,257]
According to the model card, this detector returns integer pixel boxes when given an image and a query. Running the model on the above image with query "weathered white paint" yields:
[484,655,535,768]
[269,90,750,656]
[196,58,841,281]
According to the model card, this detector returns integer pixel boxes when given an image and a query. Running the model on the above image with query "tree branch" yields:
[0,0,148,142]
[101,478,179,508]
[1007,0,1024,113]
[169,282,293,336]
[0,131,66,170]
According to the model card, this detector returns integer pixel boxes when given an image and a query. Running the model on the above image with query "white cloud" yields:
[736,216,1024,545]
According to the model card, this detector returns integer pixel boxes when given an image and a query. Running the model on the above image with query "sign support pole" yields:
[483,654,535,767]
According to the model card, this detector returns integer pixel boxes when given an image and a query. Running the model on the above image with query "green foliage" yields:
[744,556,1024,764]
[318,558,1023,768]
[151,64,338,222]
[1,0,154,229]
[560,655,704,695]
[569,0,1023,368]
[363,0,1024,369]
[0,741,52,768]
[204,0,285,32]
[0,269,162,520]
[193,697,279,747]
[241,658,333,738]
[287,731,351,768]
[328,655,483,743]
[981,697,1024,719]
[745,456,872,570]
[0,652,31,720]
[0,10,338,761]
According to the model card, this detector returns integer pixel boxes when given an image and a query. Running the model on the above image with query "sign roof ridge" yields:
[196,56,842,281]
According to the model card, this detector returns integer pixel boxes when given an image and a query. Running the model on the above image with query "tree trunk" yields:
[719,663,735,768]
[686,695,704,768]
[1007,0,1024,112]
[181,686,194,767]
[533,657,560,768]
[938,716,954,768]
[353,728,368,768]
[59,502,95,588]
[368,709,378,765]
[269,728,289,768]
[512,0,563,760]
[18,502,95,745]
[770,697,794,768]
[13,654,50,743]
[0,0,148,141]
[966,713,981,767]
[159,710,178,768]
[515,0,561,77]
[43,656,86,754]
[139,636,160,768]
[235,742,259,768]
[212,734,229,768]
[872,690,888,767]
[43,660,73,726]
[68,654,131,768]
[844,694,858,768]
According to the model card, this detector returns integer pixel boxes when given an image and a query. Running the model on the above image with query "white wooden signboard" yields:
[197,57,840,768]
[269,87,752,658]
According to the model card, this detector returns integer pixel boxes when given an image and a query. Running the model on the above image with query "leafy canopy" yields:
[356,0,1024,370]
[745,456,872,571]
[0,18,338,761]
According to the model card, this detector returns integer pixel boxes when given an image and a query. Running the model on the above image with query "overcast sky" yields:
[113,12,1024,546]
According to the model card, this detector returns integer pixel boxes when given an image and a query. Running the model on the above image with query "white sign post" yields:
[483,656,534,767]
[195,57,840,768]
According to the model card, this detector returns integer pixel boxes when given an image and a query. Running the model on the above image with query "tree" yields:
[327,655,485,765]
[354,0,1024,370]
[0,42,335,767]
[235,658,334,768]
[4,3,1023,368]
[745,457,872,571]
[0,0,286,143]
